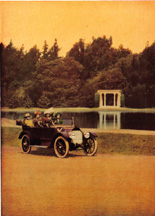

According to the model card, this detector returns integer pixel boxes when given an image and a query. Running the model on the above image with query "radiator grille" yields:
[72,130,83,145]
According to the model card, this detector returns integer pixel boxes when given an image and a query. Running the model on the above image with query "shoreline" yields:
[1,106,155,113]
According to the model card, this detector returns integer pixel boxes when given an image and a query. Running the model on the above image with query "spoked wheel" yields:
[21,135,31,154]
[84,136,97,156]
[54,136,69,158]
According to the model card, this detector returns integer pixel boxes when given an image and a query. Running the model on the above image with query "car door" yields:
[30,127,56,146]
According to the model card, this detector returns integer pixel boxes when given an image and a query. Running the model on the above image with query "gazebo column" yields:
[117,93,121,107]
[104,93,106,107]
[99,93,103,108]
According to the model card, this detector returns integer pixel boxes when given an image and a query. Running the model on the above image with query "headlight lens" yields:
[84,131,90,139]
[69,131,75,139]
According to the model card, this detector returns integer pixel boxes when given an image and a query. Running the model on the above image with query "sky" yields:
[0,1,155,56]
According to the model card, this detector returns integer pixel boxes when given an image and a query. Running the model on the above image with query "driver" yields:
[24,113,34,127]
[42,110,54,127]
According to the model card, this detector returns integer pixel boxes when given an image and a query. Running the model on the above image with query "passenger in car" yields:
[54,112,63,124]
[24,113,34,127]
[42,111,51,127]
[32,110,42,127]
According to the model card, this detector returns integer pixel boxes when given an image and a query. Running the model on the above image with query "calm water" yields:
[1,110,155,131]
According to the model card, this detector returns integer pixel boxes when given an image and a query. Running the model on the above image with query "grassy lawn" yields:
[97,132,155,155]
[1,127,155,155]
[1,127,22,147]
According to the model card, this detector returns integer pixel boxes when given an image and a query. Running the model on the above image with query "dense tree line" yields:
[1,36,155,108]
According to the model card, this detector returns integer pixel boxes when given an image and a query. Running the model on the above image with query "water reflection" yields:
[61,112,99,129]
[98,111,121,129]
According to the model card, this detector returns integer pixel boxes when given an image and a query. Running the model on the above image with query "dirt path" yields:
[2,146,155,216]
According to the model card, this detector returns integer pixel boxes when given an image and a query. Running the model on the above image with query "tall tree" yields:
[1,40,22,90]
[48,39,61,61]
[42,40,49,59]
[67,38,85,65]
[22,45,40,78]
[31,57,84,107]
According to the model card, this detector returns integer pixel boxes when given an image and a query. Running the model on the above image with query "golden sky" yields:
[0,1,155,56]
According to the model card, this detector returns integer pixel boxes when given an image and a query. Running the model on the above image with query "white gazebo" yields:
[97,90,122,108]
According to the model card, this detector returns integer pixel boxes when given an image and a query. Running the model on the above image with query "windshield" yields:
[52,117,74,126]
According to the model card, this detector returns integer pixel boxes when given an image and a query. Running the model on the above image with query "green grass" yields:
[1,127,155,155]
[1,127,22,147]
[97,133,155,155]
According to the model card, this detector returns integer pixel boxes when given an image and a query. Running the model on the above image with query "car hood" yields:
[57,126,81,138]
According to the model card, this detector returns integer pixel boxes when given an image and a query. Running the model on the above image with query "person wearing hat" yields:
[32,110,42,127]
[54,112,63,124]
[42,111,54,127]
[24,113,34,127]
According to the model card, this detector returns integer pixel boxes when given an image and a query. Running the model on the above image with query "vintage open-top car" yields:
[16,117,98,158]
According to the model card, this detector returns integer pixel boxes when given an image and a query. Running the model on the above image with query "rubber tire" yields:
[54,136,69,158]
[84,137,97,156]
[21,134,31,154]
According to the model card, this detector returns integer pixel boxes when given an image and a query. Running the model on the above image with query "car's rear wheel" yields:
[21,135,31,154]
[84,136,97,156]
[54,136,69,158]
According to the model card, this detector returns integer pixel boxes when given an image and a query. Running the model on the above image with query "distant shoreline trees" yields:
[1,36,155,108]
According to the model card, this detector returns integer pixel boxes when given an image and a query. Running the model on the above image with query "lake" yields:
[1,110,155,131]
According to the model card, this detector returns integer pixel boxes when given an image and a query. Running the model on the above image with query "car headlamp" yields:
[84,131,90,139]
[69,131,75,139]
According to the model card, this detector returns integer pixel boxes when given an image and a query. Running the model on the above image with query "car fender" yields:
[90,131,98,137]
[50,132,70,148]
[19,131,32,140]
[60,131,70,139]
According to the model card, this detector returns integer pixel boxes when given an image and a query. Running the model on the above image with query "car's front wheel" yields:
[54,136,69,158]
[21,134,31,154]
[84,136,97,156]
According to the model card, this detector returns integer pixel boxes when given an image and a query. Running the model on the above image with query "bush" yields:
[94,92,99,107]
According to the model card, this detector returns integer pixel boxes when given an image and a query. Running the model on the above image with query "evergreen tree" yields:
[42,40,49,59]
[48,39,61,60]
[67,39,85,65]
[22,45,40,78]
[24,95,34,108]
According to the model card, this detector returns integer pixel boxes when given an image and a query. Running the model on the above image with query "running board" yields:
[30,145,48,148]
